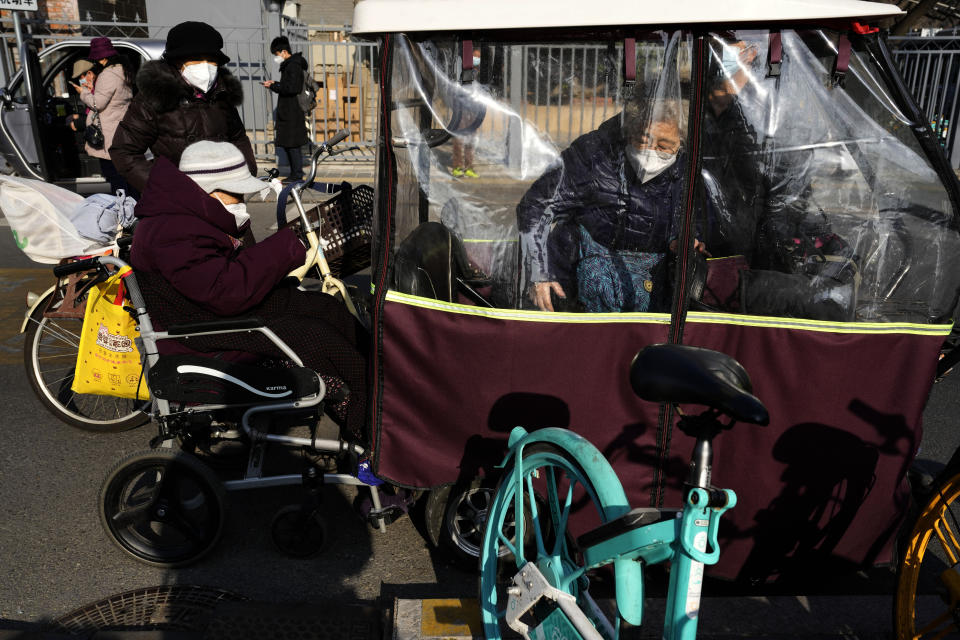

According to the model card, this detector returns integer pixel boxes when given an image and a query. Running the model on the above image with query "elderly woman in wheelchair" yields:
[83,141,381,566]
[128,141,368,443]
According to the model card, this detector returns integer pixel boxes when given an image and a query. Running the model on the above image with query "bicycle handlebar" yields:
[53,257,100,278]
[301,128,350,188]
[323,129,350,150]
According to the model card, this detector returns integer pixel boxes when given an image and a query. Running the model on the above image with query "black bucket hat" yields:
[162,21,230,65]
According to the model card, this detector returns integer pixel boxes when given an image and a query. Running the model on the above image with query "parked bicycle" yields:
[893,353,960,640]
[479,343,769,640]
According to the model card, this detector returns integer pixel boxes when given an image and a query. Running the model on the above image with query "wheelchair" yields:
[53,252,391,567]
[52,132,397,567]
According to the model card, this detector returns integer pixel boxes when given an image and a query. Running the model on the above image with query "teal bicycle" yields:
[479,343,769,640]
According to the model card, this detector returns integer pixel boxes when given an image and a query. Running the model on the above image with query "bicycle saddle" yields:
[629,344,769,425]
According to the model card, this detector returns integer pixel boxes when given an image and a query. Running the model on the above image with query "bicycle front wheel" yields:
[895,468,960,639]
[479,442,621,640]
[23,294,149,432]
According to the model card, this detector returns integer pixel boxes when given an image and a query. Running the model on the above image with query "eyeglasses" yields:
[635,133,681,156]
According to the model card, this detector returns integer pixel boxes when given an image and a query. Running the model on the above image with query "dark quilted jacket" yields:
[517,115,684,285]
[110,60,257,193]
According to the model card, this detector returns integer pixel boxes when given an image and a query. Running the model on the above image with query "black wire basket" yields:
[314,183,374,278]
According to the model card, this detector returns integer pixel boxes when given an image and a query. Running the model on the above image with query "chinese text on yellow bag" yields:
[72,267,150,400]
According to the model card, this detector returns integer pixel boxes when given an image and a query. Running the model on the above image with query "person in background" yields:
[111,21,256,194]
[130,141,369,443]
[451,47,482,178]
[262,36,309,183]
[66,59,95,136]
[70,37,138,198]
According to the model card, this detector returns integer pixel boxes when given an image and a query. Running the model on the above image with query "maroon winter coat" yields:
[130,157,369,442]
[130,156,305,315]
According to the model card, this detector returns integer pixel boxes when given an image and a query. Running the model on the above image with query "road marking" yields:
[394,599,482,640]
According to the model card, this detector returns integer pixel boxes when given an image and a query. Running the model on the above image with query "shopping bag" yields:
[71,267,150,400]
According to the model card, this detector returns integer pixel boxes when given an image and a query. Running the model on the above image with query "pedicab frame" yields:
[353,0,960,581]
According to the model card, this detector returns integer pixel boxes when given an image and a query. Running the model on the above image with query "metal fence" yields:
[889,35,960,168]
[0,15,378,161]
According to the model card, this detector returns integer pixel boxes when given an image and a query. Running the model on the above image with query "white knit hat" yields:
[179,141,265,195]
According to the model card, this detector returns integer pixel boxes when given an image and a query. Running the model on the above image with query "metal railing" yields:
[889,35,960,168]
[298,39,379,158]
[0,16,378,161]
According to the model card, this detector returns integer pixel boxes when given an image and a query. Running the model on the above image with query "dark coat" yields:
[130,156,305,316]
[517,115,684,287]
[269,52,309,148]
[110,61,258,193]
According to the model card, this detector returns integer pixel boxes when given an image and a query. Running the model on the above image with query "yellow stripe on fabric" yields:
[384,291,953,335]
[685,311,953,336]
[384,290,671,324]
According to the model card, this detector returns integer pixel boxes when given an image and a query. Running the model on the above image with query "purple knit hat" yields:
[88,37,119,61]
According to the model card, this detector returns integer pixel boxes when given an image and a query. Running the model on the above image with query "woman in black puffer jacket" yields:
[110,21,257,194]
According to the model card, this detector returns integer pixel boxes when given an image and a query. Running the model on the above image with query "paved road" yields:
[0,195,958,638]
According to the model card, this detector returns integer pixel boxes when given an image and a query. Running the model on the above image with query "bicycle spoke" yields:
[44,370,75,388]
[933,515,960,565]
[497,531,519,557]
[552,480,575,557]
[512,480,526,565]
[526,474,547,557]
[916,610,957,639]
[39,322,81,347]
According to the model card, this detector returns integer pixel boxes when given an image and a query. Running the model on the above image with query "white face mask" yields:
[472,56,481,67]
[79,76,89,87]
[627,148,677,183]
[720,45,741,77]
[273,55,284,65]
[181,62,218,93]
[223,202,250,228]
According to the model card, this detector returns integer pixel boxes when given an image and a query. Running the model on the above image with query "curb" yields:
[392,595,898,639]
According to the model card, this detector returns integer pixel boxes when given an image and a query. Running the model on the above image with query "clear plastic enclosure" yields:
[385,29,960,323]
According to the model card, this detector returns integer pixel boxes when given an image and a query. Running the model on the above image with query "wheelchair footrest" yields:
[149,355,321,404]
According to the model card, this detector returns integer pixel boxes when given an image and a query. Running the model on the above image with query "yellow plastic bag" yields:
[71,266,150,400]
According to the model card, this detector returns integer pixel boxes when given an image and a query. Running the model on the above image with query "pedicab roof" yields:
[351,0,903,34]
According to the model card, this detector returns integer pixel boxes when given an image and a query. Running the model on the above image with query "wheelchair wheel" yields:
[270,505,330,558]
[23,294,149,432]
[479,443,620,640]
[99,449,226,568]
[894,465,960,639]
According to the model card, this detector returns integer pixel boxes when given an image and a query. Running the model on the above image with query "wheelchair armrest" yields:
[166,317,265,336]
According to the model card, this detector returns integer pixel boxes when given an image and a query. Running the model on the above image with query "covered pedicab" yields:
[353,0,960,585]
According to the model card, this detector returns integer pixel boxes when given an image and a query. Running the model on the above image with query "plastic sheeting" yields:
[0,175,117,263]
[385,29,960,323]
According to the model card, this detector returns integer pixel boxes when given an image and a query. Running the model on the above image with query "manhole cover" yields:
[51,585,246,636]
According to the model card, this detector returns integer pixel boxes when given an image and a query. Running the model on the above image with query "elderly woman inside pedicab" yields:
[518,87,710,313]
[129,141,369,442]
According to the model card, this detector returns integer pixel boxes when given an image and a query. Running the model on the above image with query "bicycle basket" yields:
[315,184,374,278]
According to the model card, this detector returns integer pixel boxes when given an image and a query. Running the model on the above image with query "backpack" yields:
[298,69,319,113]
